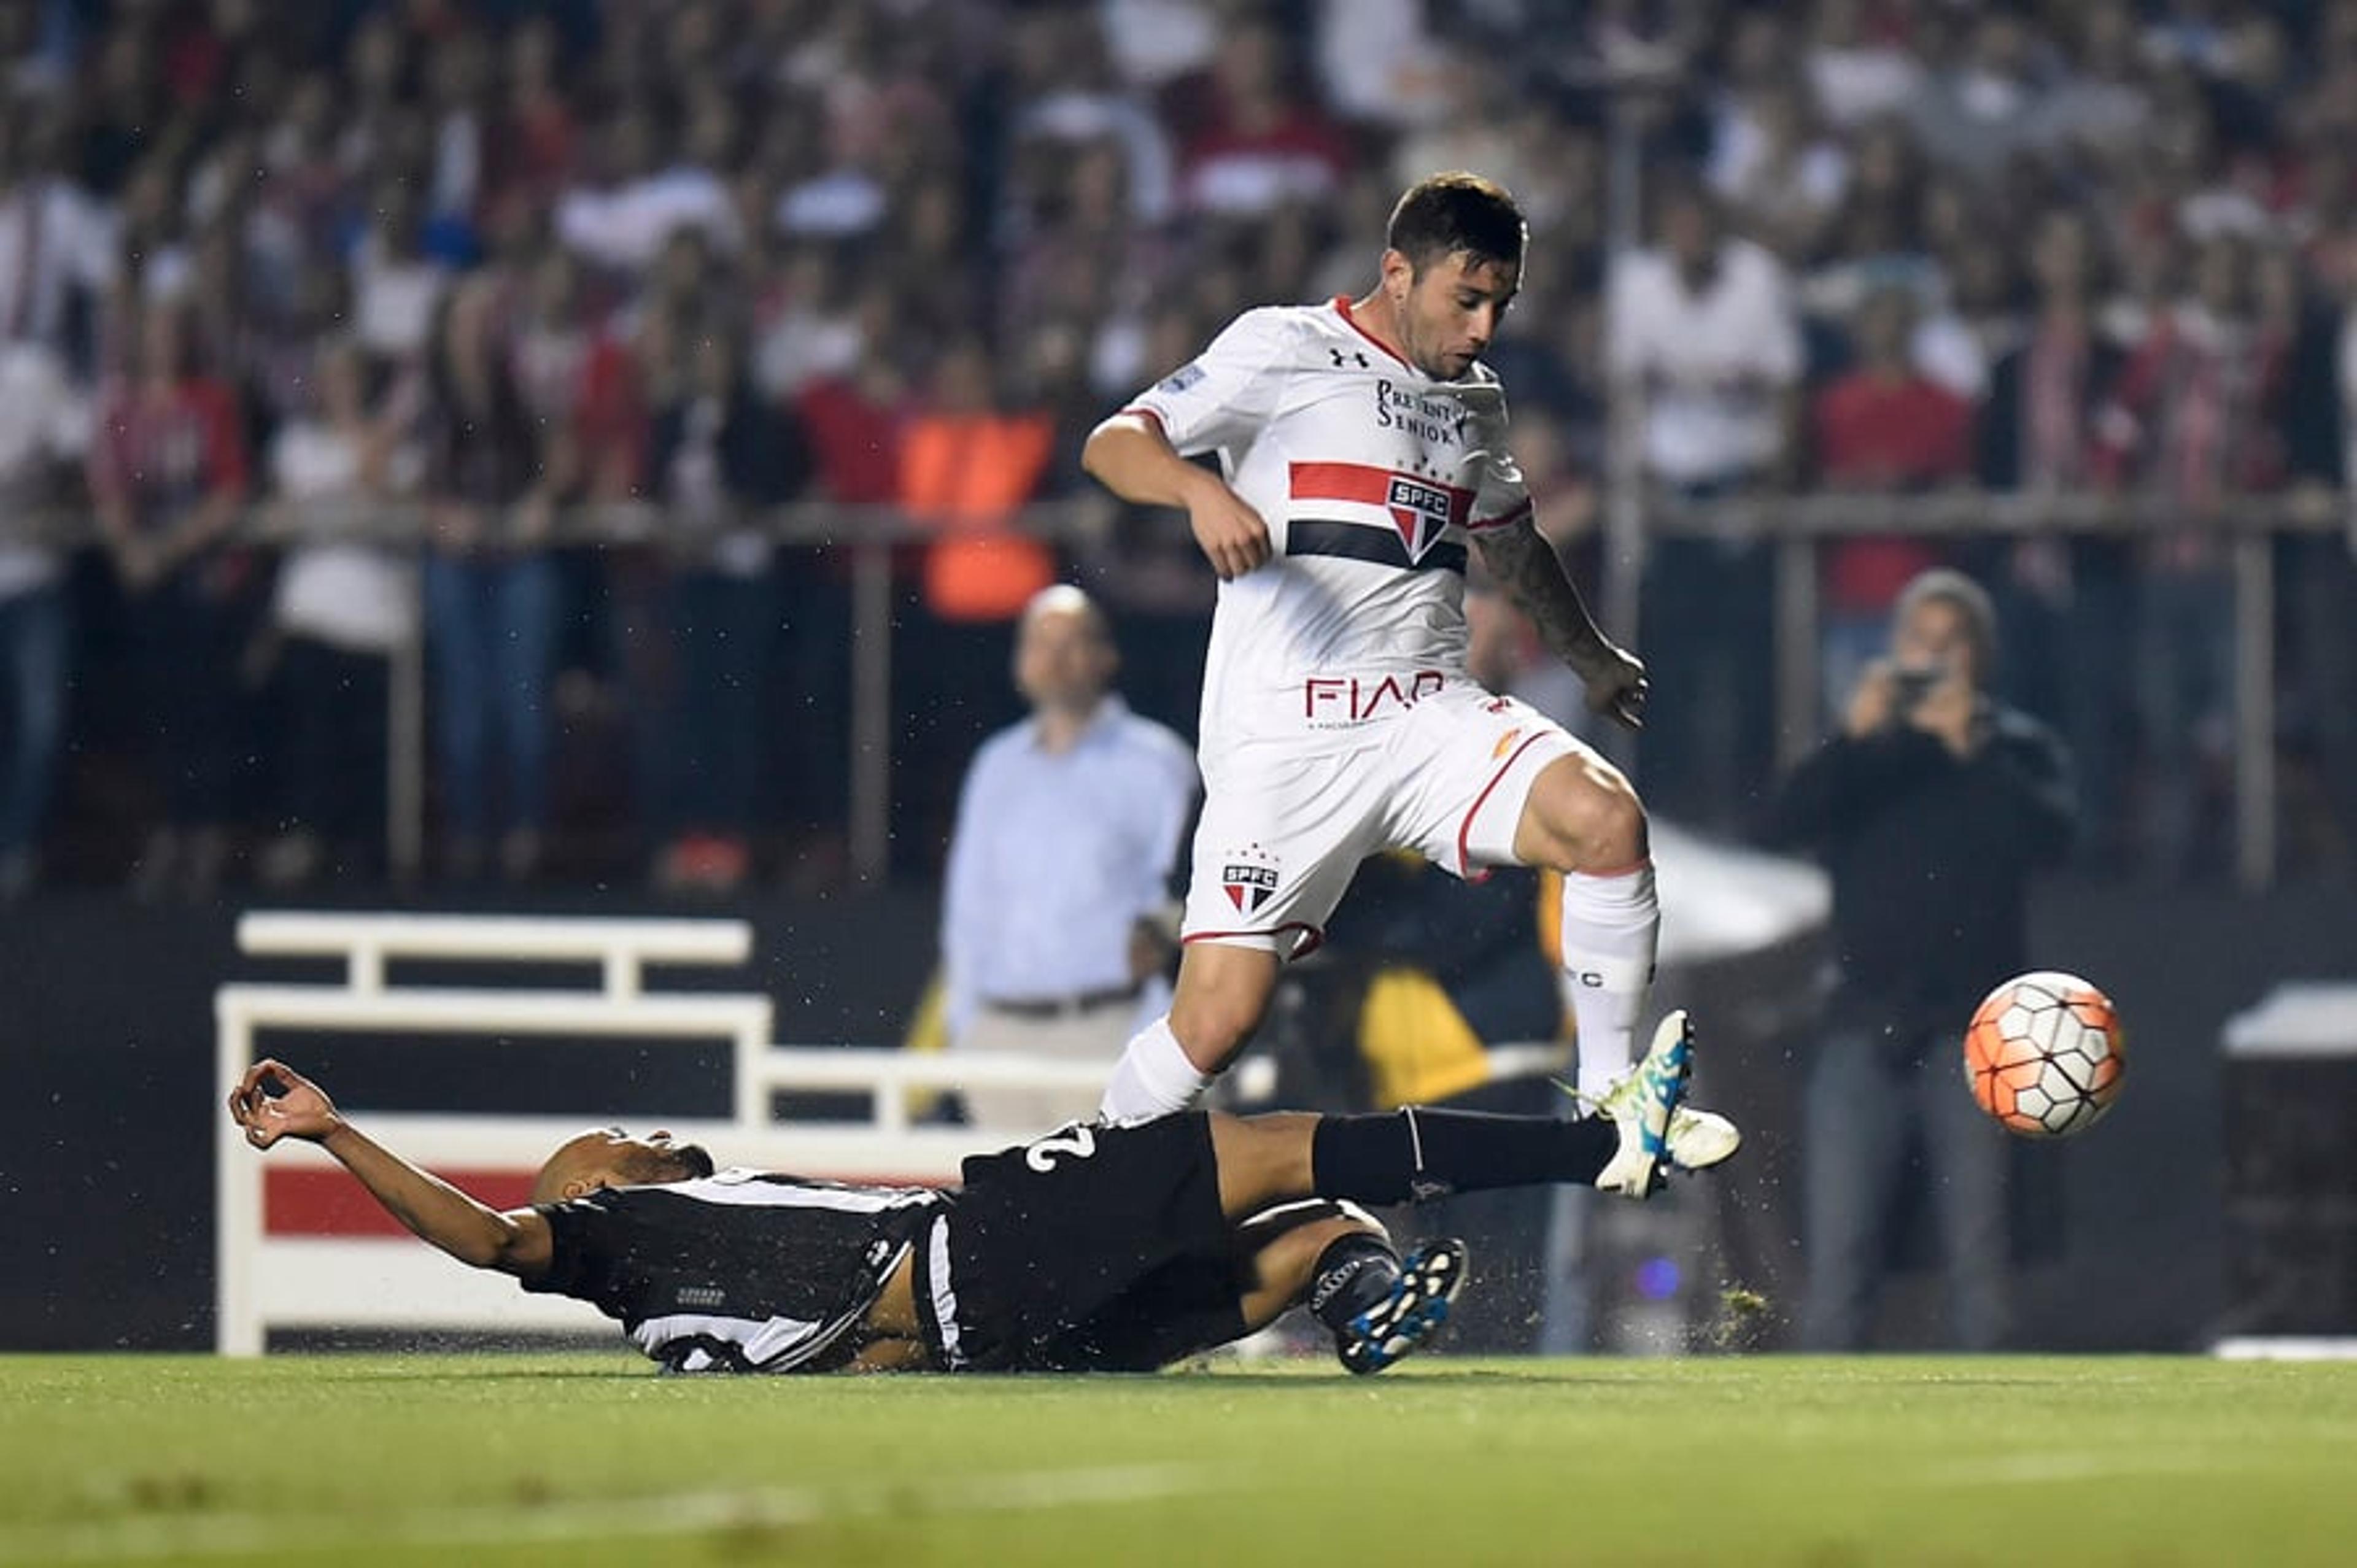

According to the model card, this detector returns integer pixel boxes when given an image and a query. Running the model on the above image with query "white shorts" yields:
[1180,683,1586,958]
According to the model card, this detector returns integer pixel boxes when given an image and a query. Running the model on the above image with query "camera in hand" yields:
[1890,662,1947,713]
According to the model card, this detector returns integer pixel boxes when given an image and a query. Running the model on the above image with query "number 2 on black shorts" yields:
[1023,1123,1099,1173]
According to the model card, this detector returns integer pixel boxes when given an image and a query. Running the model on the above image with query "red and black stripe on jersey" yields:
[1285,518,1468,574]
[1285,460,1472,574]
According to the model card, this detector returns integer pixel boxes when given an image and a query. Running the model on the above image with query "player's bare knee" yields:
[1576,774,1648,871]
[1521,756,1647,872]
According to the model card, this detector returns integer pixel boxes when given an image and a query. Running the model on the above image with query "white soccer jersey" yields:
[1121,297,1531,760]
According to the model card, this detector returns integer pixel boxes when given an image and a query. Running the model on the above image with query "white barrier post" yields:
[214,991,262,1358]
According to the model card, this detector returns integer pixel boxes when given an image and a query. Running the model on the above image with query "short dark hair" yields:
[1387,173,1527,274]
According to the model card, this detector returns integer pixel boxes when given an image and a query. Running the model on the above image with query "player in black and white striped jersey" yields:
[525,1153,943,1375]
[230,1021,1714,1375]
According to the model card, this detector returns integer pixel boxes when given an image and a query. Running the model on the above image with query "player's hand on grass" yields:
[1183,476,1272,580]
[1574,639,1649,731]
[228,1059,344,1148]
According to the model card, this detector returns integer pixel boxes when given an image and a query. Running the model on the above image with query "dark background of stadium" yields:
[6,880,2351,1354]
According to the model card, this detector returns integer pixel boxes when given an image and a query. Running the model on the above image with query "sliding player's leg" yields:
[957,1119,1453,1375]
[1212,1105,1616,1211]
[1203,1015,1703,1219]
[1233,1201,1466,1375]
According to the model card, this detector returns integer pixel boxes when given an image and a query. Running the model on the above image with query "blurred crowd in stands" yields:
[1,0,2355,900]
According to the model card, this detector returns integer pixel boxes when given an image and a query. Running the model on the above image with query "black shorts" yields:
[912,1113,1248,1373]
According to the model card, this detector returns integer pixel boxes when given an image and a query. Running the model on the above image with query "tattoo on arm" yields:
[1472,520,1606,665]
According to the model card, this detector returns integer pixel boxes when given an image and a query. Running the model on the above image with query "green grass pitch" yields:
[4,1353,2351,1566]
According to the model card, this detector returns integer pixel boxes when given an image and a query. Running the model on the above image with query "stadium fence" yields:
[42,490,2349,887]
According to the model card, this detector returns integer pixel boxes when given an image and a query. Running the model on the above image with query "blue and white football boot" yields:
[1334,1237,1468,1376]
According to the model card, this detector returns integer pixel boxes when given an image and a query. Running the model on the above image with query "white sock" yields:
[1097,1015,1213,1126]
[1559,863,1659,1101]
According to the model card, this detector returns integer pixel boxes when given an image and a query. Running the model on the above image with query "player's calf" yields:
[1207,1018,1736,1219]
[1101,949,1281,1125]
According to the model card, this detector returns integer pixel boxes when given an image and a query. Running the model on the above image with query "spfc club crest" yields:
[1386,475,1454,561]
[1220,846,1280,914]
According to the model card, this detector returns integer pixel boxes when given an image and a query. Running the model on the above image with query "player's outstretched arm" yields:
[228,1059,552,1280]
[1471,520,1648,730]
[1082,414,1271,581]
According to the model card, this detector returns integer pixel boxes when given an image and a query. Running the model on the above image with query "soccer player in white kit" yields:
[1082,173,1738,1194]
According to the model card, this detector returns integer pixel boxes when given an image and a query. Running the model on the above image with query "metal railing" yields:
[1638,488,2350,889]
[41,487,2350,888]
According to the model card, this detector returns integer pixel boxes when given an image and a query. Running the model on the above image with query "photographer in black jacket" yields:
[1766,568,2076,1350]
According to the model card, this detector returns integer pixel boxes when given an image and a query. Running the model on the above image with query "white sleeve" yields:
[1470,449,1531,531]
[1454,381,1532,531]
[1121,309,1296,463]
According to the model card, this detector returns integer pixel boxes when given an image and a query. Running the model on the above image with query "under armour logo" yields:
[1329,348,1370,369]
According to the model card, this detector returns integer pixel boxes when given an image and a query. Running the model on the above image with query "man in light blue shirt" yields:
[941,585,1199,1131]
